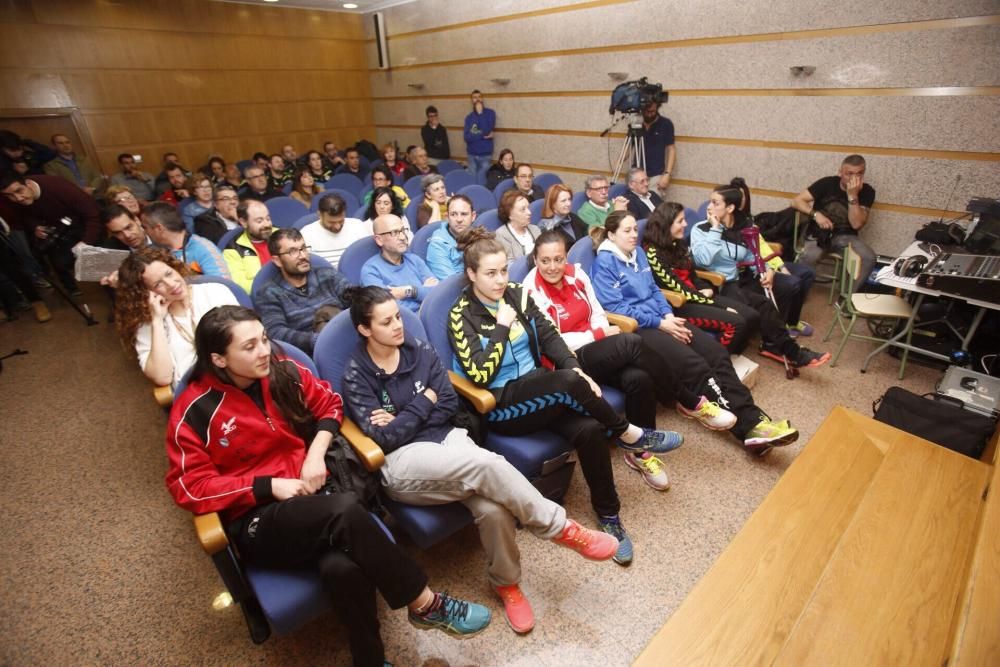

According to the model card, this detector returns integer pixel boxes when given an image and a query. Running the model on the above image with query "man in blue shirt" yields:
[640,101,676,194]
[463,90,496,177]
[426,194,476,279]
[139,201,231,279]
[361,214,438,312]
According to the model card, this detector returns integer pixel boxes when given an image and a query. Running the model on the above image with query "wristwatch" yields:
[847,197,859,205]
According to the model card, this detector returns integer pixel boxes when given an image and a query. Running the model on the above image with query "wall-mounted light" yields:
[790,66,816,77]
[407,83,425,90]
[491,78,511,86]
[608,72,629,82]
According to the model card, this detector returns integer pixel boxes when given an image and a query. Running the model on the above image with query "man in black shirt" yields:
[513,163,543,202]
[421,106,450,161]
[239,166,281,202]
[791,154,876,292]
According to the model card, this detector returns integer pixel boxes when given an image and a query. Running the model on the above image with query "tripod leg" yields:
[612,138,632,185]
[41,255,98,326]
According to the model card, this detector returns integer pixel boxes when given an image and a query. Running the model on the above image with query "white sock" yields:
[620,424,643,444]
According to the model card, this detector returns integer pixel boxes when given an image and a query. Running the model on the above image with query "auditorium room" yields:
[2,0,999,665]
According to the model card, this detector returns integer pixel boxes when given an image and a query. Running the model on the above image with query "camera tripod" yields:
[611,113,646,184]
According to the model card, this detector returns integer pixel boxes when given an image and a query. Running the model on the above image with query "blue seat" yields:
[418,274,575,490]
[570,191,588,214]
[697,200,709,220]
[187,275,252,308]
[312,189,359,214]
[444,169,475,194]
[529,198,545,223]
[291,212,317,230]
[265,196,308,228]
[533,172,562,193]
[475,164,490,187]
[235,159,253,172]
[402,175,424,203]
[393,171,406,187]
[475,209,502,232]
[281,182,292,195]
[368,158,383,169]
[353,204,369,221]
[410,220,442,260]
[216,227,243,251]
[436,159,462,175]
[637,218,648,245]
[250,254,333,303]
[337,236,380,284]
[324,173,364,197]
[358,155,371,172]
[508,255,531,283]
[457,185,495,214]
[404,199,422,232]
[684,207,699,243]
[567,235,595,271]
[492,178,514,204]
[313,309,474,550]
[609,183,628,200]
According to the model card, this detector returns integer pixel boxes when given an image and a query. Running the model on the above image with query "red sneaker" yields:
[552,519,618,561]
[494,584,535,634]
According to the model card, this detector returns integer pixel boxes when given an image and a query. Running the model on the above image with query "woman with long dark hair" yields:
[363,185,404,226]
[343,286,617,635]
[590,210,799,455]
[289,166,323,208]
[485,148,516,190]
[305,150,333,185]
[448,227,680,566]
[689,184,830,369]
[165,305,491,667]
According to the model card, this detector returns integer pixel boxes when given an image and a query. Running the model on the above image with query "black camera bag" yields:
[872,386,996,459]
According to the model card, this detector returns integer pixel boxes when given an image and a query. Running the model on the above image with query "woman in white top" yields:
[115,247,238,387]
[494,189,540,263]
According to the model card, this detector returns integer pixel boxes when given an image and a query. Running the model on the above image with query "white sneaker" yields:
[677,396,737,431]
[624,452,670,491]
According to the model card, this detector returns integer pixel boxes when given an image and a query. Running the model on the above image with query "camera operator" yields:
[0,169,101,296]
[641,100,676,194]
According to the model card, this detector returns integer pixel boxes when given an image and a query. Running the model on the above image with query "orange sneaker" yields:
[552,519,618,561]
[494,584,535,634]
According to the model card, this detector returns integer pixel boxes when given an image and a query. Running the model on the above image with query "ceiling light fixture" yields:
[343,3,358,7]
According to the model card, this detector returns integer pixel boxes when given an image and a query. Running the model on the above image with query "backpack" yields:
[321,433,380,509]
[354,140,379,162]
[755,208,798,261]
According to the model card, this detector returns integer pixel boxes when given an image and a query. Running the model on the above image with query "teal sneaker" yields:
[598,515,634,566]
[408,593,491,637]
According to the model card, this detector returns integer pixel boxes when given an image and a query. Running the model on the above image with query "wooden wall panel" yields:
[0,0,374,174]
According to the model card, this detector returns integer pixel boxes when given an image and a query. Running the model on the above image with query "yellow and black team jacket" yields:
[644,244,716,305]
[448,282,580,391]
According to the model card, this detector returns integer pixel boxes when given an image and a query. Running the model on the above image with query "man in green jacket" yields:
[43,134,104,196]
[222,199,276,292]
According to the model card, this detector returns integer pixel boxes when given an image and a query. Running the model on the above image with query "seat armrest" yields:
[194,512,229,555]
[154,385,174,407]
[606,313,638,333]
[661,289,686,308]
[695,270,725,287]
[448,370,497,413]
[340,418,385,471]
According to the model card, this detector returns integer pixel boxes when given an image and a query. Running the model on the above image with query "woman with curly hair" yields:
[115,246,238,387]
[289,166,323,208]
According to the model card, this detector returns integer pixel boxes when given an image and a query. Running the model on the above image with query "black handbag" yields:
[872,386,996,459]
[321,433,381,509]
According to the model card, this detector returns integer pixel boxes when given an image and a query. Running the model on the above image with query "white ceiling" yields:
[215,0,414,13]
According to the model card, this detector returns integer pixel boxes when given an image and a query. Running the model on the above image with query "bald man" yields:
[361,214,438,311]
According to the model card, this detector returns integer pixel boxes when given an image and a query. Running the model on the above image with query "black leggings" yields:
[489,368,626,517]
[719,282,797,355]
[635,327,766,439]
[676,293,757,353]
[576,332,700,427]
[230,493,427,667]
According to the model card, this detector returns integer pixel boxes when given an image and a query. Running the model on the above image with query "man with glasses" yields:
[427,194,476,280]
[577,175,628,229]
[513,164,543,203]
[222,199,276,292]
[623,168,662,219]
[194,185,241,244]
[301,193,372,269]
[402,147,438,181]
[111,153,156,201]
[421,105,450,161]
[361,214,438,312]
[239,165,281,202]
[255,228,354,354]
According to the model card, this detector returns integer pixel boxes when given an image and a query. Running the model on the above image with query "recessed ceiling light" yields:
[263,0,278,3]
[343,3,359,8]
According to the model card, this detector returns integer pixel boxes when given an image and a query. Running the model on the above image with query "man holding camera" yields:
[640,100,676,194]
[0,170,101,296]
[791,154,876,293]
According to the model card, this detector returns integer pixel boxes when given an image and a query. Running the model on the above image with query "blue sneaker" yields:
[598,515,634,566]
[408,593,491,637]
[618,427,683,454]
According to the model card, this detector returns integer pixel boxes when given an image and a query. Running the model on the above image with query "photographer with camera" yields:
[641,100,675,194]
[791,155,876,293]
[0,169,101,296]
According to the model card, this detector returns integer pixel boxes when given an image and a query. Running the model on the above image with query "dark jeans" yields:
[676,294,756,353]
[230,493,427,667]
[635,327,765,439]
[576,332,700,427]
[489,368,625,517]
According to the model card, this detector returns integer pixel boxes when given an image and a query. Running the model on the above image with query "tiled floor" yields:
[0,283,943,665]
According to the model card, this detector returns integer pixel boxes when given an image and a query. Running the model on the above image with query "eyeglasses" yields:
[588,185,609,191]
[276,245,311,258]
[376,228,408,239]
[215,195,238,203]
[247,173,266,179]
[114,194,136,203]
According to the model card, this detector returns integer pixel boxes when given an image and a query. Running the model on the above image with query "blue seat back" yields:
[404,198,422,232]
[475,209,502,232]
[637,218,648,245]
[292,212,317,230]
[325,173,363,196]
[265,196,307,228]
[458,184,495,214]
[403,175,424,203]
[509,255,531,283]
[493,178,514,204]
[337,236,380,284]
[187,275,253,308]
[444,169,475,194]
[475,163,490,187]
[570,191,588,214]
[235,159,252,172]
[609,182,628,200]
[312,189,359,214]
[685,206,701,242]
[368,158,383,169]
[436,159,462,175]
[534,172,562,193]
[250,254,333,303]
[529,198,545,222]
[281,182,292,195]
[697,200,709,220]
[567,236,595,273]
[410,220,442,260]
[216,226,242,251]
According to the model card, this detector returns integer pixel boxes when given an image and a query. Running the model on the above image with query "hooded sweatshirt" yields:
[342,335,458,455]
[590,238,673,329]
